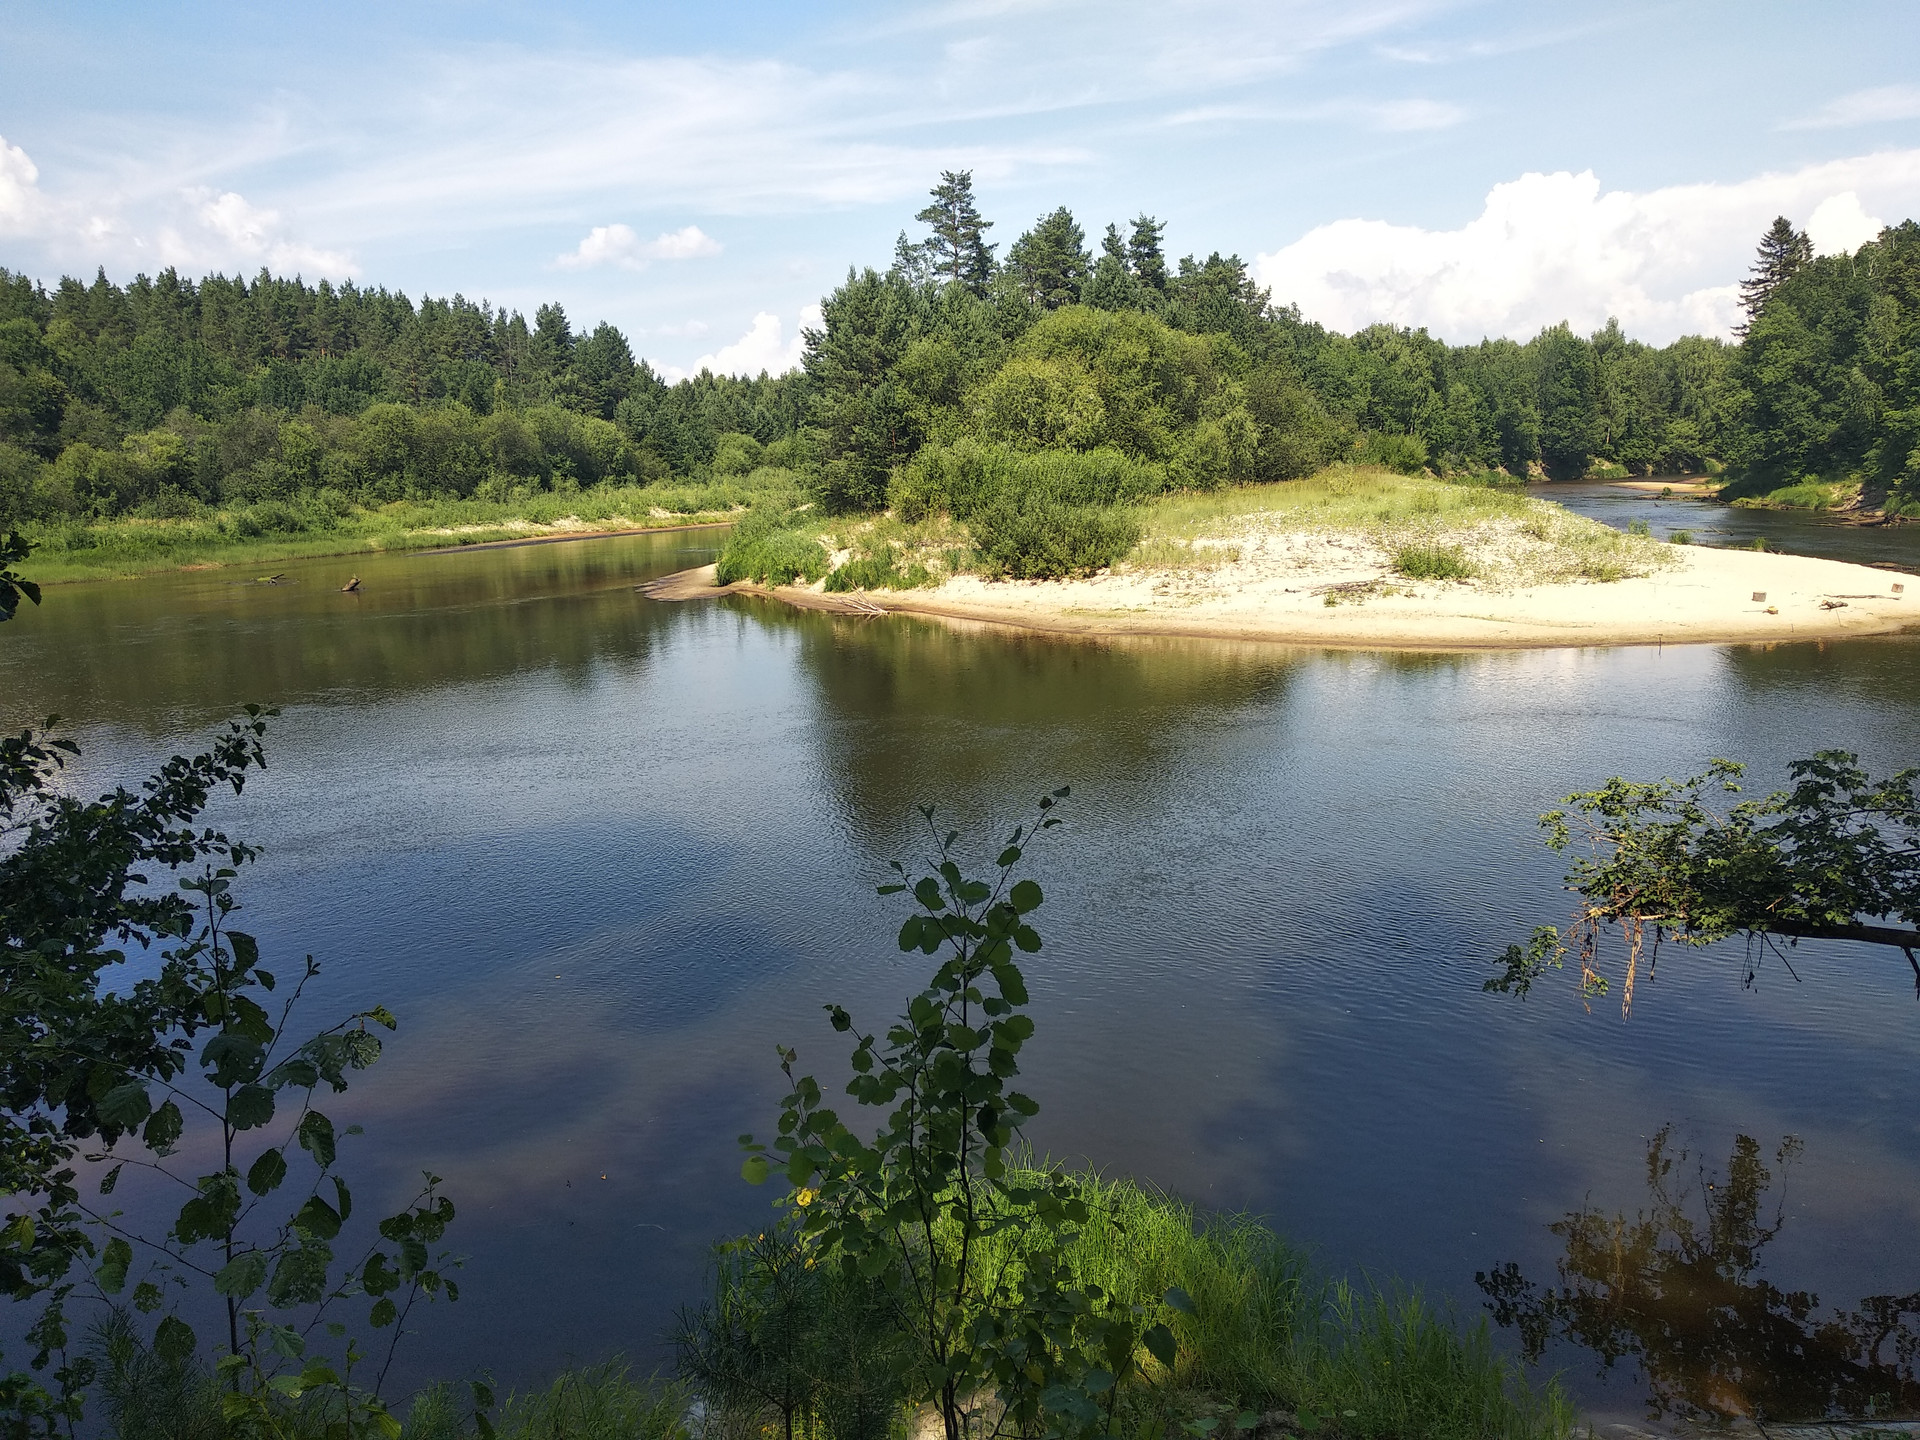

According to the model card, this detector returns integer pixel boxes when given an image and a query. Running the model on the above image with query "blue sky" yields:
[4,0,1919,374]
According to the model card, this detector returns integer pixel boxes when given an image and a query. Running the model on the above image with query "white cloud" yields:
[670,303,824,379]
[1804,191,1884,255]
[0,134,49,235]
[556,222,722,271]
[177,188,356,276]
[1252,151,1920,344]
[0,132,354,277]
[1785,85,1920,131]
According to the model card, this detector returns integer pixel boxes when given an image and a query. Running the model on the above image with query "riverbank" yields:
[666,541,1913,648]
[9,475,797,583]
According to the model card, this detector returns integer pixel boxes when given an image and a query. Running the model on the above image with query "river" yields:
[3,489,1917,1423]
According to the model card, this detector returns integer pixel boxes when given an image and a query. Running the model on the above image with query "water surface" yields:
[3,528,1916,1422]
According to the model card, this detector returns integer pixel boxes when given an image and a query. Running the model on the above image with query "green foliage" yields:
[1354,433,1428,476]
[738,792,1189,1440]
[0,530,38,621]
[1390,543,1476,582]
[0,264,806,526]
[1,712,458,1433]
[969,496,1141,579]
[822,554,934,592]
[487,1365,690,1440]
[714,510,829,586]
[1488,751,1920,1013]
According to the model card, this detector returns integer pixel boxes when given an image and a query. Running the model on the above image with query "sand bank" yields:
[647,546,1915,650]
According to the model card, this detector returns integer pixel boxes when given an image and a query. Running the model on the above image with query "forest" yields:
[1,174,1916,553]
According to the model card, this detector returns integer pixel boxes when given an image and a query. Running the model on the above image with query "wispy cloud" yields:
[1784,85,1920,131]
[556,223,721,271]
[1162,96,1464,132]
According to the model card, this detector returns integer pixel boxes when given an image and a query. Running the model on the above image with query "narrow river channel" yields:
[3,489,1916,1421]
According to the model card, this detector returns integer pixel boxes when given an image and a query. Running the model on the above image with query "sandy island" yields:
[643,541,1915,650]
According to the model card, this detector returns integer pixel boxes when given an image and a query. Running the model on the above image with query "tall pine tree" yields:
[1737,217,1813,332]
[1006,207,1090,309]
[914,171,997,296]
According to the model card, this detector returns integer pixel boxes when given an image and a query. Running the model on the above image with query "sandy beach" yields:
[648,540,1915,649]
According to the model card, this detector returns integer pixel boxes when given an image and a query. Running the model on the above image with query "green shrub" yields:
[1669,529,1693,545]
[970,494,1141,578]
[1355,432,1429,476]
[491,1365,691,1440]
[823,553,933,591]
[1626,517,1651,537]
[891,439,1167,522]
[1392,542,1476,581]
[715,509,828,585]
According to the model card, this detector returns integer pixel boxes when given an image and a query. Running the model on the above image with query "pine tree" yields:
[1127,215,1168,292]
[914,171,996,296]
[1006,207,1089,309]
[1737,217,1813,332]
[1083,224,1141,311]
[889,231,934,287]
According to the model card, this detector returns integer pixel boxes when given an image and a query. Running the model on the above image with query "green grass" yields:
[1393,543,1477,581]
[1131,466,1675,590]
[16,469,805,584]
[966,1170,1575,1440]
[1730,478,1860,512]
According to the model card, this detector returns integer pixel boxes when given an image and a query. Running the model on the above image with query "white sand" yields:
[708,539,1915,650]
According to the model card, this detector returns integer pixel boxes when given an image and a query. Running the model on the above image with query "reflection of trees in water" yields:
[760,603,1298,848]
[3,536,708,731]
[1477,1126,1920,1422]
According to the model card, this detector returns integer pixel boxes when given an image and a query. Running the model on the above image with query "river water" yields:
[3,491,1918,1422]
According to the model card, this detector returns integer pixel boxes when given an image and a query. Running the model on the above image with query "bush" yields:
[1669,529,1693,545]
[715,510,828,585]
[1393,542,1476,581]
[970,494,1141,579]
[823,553,932,591]
[1356,432,1430,476]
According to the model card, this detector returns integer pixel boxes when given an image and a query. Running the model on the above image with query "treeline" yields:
[1725,216,1920,509]
[3,173,1915,533]
[0,266,803,522]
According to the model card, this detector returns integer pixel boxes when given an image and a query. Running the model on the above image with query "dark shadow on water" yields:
[1477,1125,1920,1423]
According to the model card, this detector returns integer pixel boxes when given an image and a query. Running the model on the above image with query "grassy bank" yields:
[716,466,1677,593]
[15,468,804,584]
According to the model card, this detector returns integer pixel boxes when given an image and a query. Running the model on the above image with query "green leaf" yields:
[153,1315,197,1363]
[1009,879,1043,913]
[293,1194,343,1241]
[1164,1286,1195,1314]
[99,1163,124,1196]
[227,1084,275,1130]
[997,846,1022,867]
[229,930,260,970]
[143,1100,184,1154]
[298,1111,336,1167]
[369,1297,398,1328]
[215,1251,269,1299]
[247,1148,288,1196]
[1235,1413,1259,1432]
[98,1237,132,1294]
[98,1081,152,1129]
[742,1155,770,1185]
[1143,1322,1177,1370]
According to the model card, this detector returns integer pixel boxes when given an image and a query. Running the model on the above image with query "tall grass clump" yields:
[714,508,828,585]
[948,1170,1572,1440]
[1392,543,1477,582]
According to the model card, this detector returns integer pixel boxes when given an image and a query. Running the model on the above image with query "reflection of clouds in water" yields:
[14,545,1920,1404]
